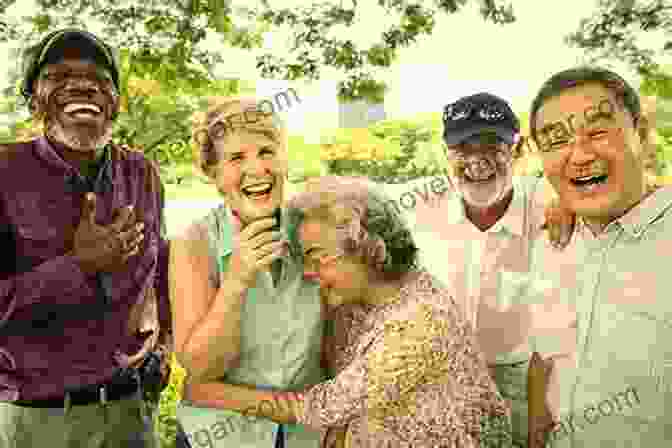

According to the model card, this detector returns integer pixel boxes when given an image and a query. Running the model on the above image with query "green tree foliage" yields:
[567,0,672,172]
[0,0,257,171]
[0,0,516,104]
[0,0,517,169]
[257,0,515,102]
[0,0,517,170]
[566,0,671,96]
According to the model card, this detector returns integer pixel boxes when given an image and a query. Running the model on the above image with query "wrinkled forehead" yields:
[214,129,282,153]
[206,100,257,122]
[42,57,103,73]
[535,83,624,130]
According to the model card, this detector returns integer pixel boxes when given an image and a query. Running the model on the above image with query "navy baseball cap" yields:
[21,28,120,99]
[442,92,520,146]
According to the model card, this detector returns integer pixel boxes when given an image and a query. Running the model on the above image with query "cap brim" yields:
[443,125,516,146]
[40,31,110,67]
[22,29,119,97]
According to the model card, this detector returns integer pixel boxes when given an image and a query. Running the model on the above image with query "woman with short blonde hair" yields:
[171,95,326,448]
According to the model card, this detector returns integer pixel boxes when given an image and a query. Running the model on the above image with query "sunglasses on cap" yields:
[443,99,511,124]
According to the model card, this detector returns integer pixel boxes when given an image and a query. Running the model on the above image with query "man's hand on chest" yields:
[70,192,145,276]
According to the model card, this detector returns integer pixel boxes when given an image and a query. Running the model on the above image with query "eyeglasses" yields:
[443,100,510,124]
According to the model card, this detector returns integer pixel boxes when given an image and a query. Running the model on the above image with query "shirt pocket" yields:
[591,303,672,421]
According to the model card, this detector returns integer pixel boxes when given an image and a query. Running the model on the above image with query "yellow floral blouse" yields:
[296,270,513,447]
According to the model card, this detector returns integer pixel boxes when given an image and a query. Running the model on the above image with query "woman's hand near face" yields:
[228,216,287,286]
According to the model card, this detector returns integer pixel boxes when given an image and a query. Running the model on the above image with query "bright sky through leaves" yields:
[1,0,669,134]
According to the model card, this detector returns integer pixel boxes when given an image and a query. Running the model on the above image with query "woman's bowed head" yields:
[285,176,419,308]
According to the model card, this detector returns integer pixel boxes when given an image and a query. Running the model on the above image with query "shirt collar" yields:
[35,136,113,187]
[446,176,526,236]
[577,185,672,239]
[35,136,74,174]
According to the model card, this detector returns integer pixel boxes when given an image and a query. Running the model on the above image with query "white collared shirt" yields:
[410,175,547,361]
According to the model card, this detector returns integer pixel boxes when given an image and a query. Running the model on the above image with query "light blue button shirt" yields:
[506,186,672,447]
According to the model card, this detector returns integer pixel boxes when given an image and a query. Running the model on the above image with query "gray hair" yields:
[285,176,419,279]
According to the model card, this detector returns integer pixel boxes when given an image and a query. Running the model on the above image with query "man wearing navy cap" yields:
[409,92,575,447]
[0,29,170,447]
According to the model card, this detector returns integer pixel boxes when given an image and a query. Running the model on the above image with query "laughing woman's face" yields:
[212,130,288,224]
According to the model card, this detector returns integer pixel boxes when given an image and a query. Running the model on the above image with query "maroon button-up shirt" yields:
[0,136,170,401]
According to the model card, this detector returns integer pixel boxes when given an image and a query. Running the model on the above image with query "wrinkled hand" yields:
[239,391,305,424]
[272,392,305,423]
[543,197,575,249]
[114,331,157,369]
[323,426,347,448]
[71,193,145,275]
[227,216,286,286]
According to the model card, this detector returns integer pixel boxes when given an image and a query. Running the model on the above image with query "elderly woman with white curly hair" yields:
[191,175,515,448]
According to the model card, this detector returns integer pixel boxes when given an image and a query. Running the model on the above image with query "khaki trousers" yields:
[0,393,157,448]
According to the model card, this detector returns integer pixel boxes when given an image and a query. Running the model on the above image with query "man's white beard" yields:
[454,168,513,209]
[46,118,113,152]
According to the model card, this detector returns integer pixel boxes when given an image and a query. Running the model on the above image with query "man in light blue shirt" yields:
[513,66,672,447]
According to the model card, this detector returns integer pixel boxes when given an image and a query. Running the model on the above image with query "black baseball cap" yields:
[21,28,120,99]
[442,92,520,146]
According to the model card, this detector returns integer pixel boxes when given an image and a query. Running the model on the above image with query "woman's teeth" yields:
[571,174,608,186]
[242,183,273,197]
[570,174,609,193]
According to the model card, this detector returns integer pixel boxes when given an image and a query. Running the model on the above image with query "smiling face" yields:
[212,129,287,224]
[298,217,371,307]
[444,137,515,209]
[32,55,118,152]
[534,83,648,230]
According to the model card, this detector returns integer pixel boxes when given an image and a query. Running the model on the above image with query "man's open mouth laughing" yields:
[570,173,609,193]
[459,157,499,184]
[464,171,497,183]
[62,102,103,122]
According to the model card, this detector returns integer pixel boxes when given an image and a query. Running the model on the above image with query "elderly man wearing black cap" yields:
[0,29,170,447]
[407,92,575,447]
